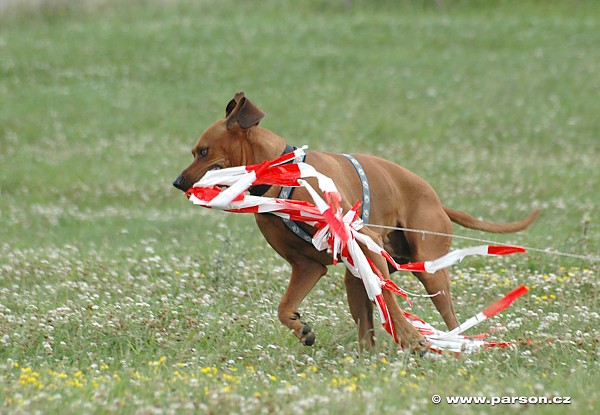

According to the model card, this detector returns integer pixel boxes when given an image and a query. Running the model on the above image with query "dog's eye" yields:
[197,148,208,158]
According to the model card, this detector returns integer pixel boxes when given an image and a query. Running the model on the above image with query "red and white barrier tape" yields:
[184,148,529,353]
[412,285,529,354]
[393,245,526,274]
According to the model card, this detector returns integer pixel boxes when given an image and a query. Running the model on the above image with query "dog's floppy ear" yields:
[226,92,265,130]
[225,91,245,117]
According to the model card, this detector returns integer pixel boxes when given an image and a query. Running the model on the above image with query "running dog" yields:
[173,92,537,353]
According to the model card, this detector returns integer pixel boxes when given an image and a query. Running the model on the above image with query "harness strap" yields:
[278,152,314,243]
[279,152,371,243]
[341,154,371,225]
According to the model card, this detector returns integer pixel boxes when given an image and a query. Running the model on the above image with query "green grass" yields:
[1,0,599,414]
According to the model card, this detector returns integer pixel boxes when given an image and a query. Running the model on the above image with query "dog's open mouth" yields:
[208,165,222,171]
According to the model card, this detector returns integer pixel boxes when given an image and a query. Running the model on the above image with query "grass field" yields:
[1,0,599,413]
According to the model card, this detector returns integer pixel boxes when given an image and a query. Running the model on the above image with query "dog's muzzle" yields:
[172,176,189,192]
[173,165,222,192]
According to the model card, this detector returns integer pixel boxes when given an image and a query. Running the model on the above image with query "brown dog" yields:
[173,92,538,353]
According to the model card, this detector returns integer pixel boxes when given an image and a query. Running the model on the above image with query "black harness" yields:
[258,145,371,243]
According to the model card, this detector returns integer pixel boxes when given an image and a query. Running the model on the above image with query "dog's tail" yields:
[444,207,539,234]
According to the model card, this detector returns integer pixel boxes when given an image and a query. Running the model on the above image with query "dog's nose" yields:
[172,176,189,192]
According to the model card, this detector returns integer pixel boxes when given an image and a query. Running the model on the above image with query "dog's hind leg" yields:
[344,268,375,350]
[357,228,428,353]
[277,258,327,346]
[413,268,458,330]
[404,209,460,330]
[385,227,459,330]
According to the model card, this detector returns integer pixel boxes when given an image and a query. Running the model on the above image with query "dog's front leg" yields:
[277,258,327,346]
[344,268,375,350]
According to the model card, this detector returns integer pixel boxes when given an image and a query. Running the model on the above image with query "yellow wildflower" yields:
[149,356,167,367]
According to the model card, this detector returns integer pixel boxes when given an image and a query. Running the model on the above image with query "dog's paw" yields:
[289,312,315,346]
[300,324,315,346]
[416,338,431,357]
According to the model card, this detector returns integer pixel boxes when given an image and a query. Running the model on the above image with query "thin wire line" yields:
[365,223,599,262]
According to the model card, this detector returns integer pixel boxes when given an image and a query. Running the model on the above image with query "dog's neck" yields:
[243,127,295,197]
[242,126,288,165]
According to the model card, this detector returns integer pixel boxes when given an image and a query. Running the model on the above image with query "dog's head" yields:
[173,92,266,192]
